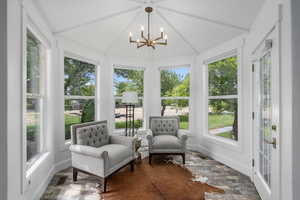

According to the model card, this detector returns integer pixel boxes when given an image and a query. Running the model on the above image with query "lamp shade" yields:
[122,91,138,104]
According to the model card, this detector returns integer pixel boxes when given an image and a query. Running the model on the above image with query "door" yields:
[252,27,280,200]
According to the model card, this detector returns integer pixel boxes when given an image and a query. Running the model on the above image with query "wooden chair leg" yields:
[130,160,134,172]
[149,154,152,165]
[182,154,185,165]
[103,178,107,193]
[73,168,78,182]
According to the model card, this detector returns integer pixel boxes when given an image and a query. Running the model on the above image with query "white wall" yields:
[291,0,300,199]
[0,1,8,200]
[192,36,251,175]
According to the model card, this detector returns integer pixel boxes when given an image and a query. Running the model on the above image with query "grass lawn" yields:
[60,113,234,140]
[208,113,234,129]
[217,131,233,139]
[65,114,81,140]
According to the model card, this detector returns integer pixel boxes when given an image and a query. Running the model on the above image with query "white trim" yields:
[158,64,191,70]
[64,51,99,66]
[161,96,190,100]
[204,49,238,65]
[64,95,95,100]
[202,48,243,151]
[114,96,144,100]
[26,14,51,49]
[0,0,7,198]
[113,64,146,71]
[208,95,238,99]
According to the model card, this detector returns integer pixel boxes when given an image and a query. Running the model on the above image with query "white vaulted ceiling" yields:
[35,0,265,58]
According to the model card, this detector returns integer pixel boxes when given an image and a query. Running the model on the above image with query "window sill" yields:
[202,133,242,152]
[26,151,50,178]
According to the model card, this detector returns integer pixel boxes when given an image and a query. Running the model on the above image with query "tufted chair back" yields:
[71,121,109,148]
[149,116,180,137]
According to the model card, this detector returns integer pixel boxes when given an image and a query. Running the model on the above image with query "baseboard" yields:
[33,159,71,200]
[54,158,71,173]
[187,144,251,177]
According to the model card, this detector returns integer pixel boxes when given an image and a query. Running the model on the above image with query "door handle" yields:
[264,138,277,149]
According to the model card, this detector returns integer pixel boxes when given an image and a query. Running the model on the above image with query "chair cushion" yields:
[152,135,181,150]
[100,144,132,167]
[76,122,109,148]
[150,117,179,137]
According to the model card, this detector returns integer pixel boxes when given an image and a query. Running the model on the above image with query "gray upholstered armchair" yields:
[146,116,188,164]
[69,120,135,192]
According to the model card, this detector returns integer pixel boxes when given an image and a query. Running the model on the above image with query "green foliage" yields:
[64,57,96,96]
[81,100,95,123]
[160,70,181,97]
[114,69,144,96]
[217,131,233,139]
[208,56,237,96]
[172,74,190,97]
[115,120,143,129]
[160,69,190,115]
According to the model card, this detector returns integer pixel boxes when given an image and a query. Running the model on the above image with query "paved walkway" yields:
[209,126,233,135]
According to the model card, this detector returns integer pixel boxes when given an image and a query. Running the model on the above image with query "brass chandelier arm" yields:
[154,36,163,41]
[137,43,147,48]
[154,42,167,45]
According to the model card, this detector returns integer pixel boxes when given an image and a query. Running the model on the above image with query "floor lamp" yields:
[122,91,138,136]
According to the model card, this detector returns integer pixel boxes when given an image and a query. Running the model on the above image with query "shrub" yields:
[81,100,95,123]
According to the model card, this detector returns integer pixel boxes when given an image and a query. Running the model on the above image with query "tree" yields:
[208,56,238,140]
[114,69,144,96]
[64,57,96,96]
[160,70,181,116]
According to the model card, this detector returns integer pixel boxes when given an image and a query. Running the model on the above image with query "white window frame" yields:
[159,65,191,131]
[63,53,99,141]
[22,12,51,193]
[203,49,242,150]
[113,65,145,131]
[23,25,49,169]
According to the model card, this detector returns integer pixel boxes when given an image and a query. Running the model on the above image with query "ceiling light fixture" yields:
[129,7,167,49]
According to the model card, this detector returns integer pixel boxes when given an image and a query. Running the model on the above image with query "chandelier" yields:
[129,7,167,49]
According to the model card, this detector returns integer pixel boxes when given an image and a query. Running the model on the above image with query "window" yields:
[207,55,238,141]
[160,67,190,130]
[25,30,46,162]
[113,68,144,129]
[64,57,96,140]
